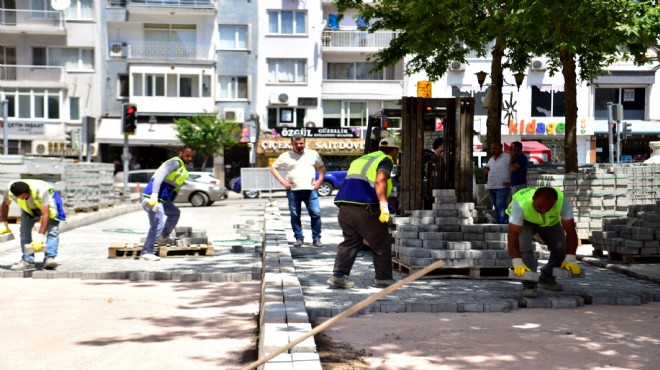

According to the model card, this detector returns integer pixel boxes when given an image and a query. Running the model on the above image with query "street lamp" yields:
[475,70,526,149]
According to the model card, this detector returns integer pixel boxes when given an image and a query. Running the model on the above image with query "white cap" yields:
[379,137,399,149]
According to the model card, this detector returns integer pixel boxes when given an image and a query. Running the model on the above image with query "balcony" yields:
[322,30,397,52]
[0,65,65,88]
[124,0,216,15]
[109,41,214,62]
[322,80,404,100]
[0,9,65,34]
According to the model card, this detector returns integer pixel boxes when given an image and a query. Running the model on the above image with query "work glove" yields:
[27,234,46,253]
[147,193,159,208]
[561,254,581,275]
[378,201,391,223]
[0,222,11,235]
[512,258,531,277]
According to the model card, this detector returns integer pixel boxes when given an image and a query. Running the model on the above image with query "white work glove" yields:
[512,258,531,277]
[561,254,581,275]
[378,201,390,223]
[0,222,11,235]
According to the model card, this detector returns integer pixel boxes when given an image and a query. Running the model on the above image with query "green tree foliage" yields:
[336,0,660,173]
[174,112,241,171]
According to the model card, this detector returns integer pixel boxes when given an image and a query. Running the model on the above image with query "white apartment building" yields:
[0,0,102,157]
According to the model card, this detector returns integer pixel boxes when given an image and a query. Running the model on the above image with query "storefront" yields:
[257,127,365,169]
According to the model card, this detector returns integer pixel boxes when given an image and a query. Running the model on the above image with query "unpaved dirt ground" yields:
[316,302,660,370]
[0,279,260,370]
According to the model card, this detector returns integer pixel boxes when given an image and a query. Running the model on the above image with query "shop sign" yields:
[259,138,365,155]
[506,118,591,135]
[272,127,361,138]
[0,121,45,135]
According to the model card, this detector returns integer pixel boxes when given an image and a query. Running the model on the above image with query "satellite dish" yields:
[50,0,71,11]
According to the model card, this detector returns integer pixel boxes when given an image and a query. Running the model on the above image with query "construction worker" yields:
[506,186,581,298]
[327,137,399,289]
[140,146,195,261]
[0,179,66,270]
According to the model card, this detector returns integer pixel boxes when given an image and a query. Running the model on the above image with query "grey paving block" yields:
[509,270,540,282]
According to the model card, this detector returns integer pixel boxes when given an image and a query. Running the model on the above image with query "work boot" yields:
[539,275,563,291]
[44,257,58,270]
[372,279,396,288]
[522,285,538,298]
[312,239,323,247]
[10,259,35,271]
[293,239,304,247]
[327,275,355,289]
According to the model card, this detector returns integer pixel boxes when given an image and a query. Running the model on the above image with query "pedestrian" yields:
[506,186,581,298]
[0,179,66,270]
[140,146,195,261]
[270,134,326,247]
[509,141,528,195]
[327,137,399,289]
[483,142,511,224]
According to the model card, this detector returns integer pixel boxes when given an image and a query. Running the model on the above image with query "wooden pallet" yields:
[393,259,510,280]
[108,243,142,259]
[157,244,214,258]
[606,251,660,264]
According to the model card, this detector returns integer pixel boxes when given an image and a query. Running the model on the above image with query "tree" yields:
[174,112,241,171]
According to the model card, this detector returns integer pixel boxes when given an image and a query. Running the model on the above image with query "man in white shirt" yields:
[270,134,326,247]
[483,142,511,224]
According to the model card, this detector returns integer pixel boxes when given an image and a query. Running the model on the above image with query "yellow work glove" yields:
[512,258,531,277]
[378,201,390,223]
[0,222,11,235]
[28,234,47,253]
[147,193,159,208]
[561,254,581,275]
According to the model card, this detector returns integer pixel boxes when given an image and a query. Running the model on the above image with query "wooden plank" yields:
[394,258,510,280]
[157,244,215,258]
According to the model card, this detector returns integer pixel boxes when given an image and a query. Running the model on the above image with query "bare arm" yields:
[313,164,326,191]
[561,218,579,255]
[0,199,10,222]
[375,171,389,203]
[507,223,523,259]
[270,164,292,189]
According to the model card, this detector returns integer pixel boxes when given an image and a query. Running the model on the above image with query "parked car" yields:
[115,170,228,207]
[229,170,347,199]
[187,171,222,185]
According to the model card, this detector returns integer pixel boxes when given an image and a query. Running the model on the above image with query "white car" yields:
[187,171,222,185]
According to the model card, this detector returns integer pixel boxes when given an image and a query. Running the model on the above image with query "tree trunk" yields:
[486,38,505,158]
[560,48,578,173]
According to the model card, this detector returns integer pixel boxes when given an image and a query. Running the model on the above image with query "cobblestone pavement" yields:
[273,197,660,317]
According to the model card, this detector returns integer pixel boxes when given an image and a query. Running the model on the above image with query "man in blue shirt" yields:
[509,141,528,195]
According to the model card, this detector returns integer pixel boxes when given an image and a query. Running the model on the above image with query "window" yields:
[452,86,488,116]
[531,85,565,117]
[118,74,129,98]
[594,87,645,120]
[3,89,60,120]
[267,59,306,83]
[268,10,306,35]
[63,0,94,20]
[144,24,197,58]
[33,48,47,66]
[69,97,80,121]
[219,25,248,49]
[218,76,248,99]
[33,47,94,71]
[131,72,207,98]
[267,107,305,128]
[146,74,165,97]
[327,62,395,80]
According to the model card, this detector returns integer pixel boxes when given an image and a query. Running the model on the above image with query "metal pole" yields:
[2,99,8,155]
[607,103,614,164]
[122,134,131,199]
[616,121,622,164]
[78,128,83,162]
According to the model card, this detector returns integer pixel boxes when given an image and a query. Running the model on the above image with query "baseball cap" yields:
[379,137,399,149]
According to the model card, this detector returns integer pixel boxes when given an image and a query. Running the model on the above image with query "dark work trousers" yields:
[333,204,393,280]
[519,221,566,283]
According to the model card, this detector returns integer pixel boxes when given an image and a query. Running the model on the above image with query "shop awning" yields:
[96,119,181,146]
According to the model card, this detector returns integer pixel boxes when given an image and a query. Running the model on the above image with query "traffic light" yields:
[610,121,617,137]
[423,104,443,131]
[65,131,73,148]
[621,122,632,140]
[121,103,137,135]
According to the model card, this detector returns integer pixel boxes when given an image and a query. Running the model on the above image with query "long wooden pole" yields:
[241,259,446,370]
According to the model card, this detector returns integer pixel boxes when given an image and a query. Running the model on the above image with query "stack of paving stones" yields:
[392,189,548,274]
[258,200,322,370]
[528,164,660,239]
[589,201,660,262]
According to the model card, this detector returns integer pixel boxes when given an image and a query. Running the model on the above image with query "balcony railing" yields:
[322,79,404,97]
[0,9,64,29]
[119,41,212,61]
[322,30,398,48]
[0,65,64,83]
[125,0,215,8]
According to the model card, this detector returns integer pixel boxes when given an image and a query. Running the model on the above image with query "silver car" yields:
[114,170,228,207]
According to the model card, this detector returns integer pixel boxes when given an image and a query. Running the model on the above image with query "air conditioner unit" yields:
[223,108,245,123]
[31,140,51,156]
[449,61,466,71]
[270,93,290,105]
[109,42,125,58]
[531,58,547,70]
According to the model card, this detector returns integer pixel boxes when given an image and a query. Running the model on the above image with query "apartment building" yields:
[0,0,101,157]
